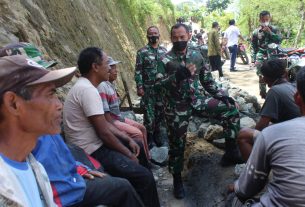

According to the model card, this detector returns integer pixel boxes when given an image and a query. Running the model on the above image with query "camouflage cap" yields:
[0,42,57,69]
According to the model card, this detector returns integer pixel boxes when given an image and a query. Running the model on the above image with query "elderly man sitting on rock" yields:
[238,59,301,161]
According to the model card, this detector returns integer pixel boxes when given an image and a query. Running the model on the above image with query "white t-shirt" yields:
[224,25,240,47]
[63,77,104,154]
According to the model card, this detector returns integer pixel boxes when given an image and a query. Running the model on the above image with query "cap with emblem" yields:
[0,42,57,68]
[0,55,76,97]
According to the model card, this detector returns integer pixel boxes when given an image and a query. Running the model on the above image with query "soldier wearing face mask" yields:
[155,23,243,199]
[251,10,281,99]
[135,26,168,148]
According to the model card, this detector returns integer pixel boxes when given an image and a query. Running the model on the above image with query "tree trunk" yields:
[294,0,305,48]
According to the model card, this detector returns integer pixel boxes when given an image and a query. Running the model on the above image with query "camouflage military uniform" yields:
[251,25,281,98]
[156,48,240,174]
[135,44,167,145]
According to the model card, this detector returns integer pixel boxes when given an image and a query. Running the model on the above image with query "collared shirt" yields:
[224,25,241,47]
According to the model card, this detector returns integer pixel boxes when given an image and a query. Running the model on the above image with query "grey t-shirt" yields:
[235,117,305,207]
[261,82,301,123]
[63,77,104,154]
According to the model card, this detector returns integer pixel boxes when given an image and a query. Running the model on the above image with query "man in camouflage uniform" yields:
[135,26,167,147]
[156,24,243,199]
[251,10,281,99]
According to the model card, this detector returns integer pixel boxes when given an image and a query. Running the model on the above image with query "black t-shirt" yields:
[261,82,301,123]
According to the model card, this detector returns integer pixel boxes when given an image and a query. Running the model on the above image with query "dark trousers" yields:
[228,45,238,69]
[71,176,144,207]
[209,55,223,77]
[91,145,160,207]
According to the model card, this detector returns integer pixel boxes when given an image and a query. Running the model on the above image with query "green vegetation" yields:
[175,1,233,30]
[174,0,305,47]
[117,0,175,39]
[238,0,305,47]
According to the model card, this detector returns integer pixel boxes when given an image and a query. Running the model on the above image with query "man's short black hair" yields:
[170,23,189,37]
[259,10,270,18]
[229,19,235,25]
[297,67,305,102]
[212,22,219,28]
[147,26,159,35]
[261,59,287,80]
[77,47,104,76]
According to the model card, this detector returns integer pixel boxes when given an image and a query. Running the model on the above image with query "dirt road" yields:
[222,58,264,105]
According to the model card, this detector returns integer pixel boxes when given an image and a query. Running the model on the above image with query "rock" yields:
[155,126,169,147]
[244,95,261,112]
[240,117,256,128]
[204,125,223,141]
[236,97,247,111]
[234,163,246,177]
[228,87,241,98]
[150,146,169,166]
[187,120,198,133]
[133,98,141,108]
[135,114,143,124]
[197,122,211,138]
[245,103,256,114]
[212,138,225,149]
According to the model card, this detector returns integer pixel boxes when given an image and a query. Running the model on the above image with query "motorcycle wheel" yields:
[240,51,249,65]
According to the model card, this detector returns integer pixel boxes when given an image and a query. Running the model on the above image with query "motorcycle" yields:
[287,49,305,83]
[237,43,249,65]
[221,43,249,65]
[266,43,305,82]
[288,58,305,83]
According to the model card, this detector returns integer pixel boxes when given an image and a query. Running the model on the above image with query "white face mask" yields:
[261,21,270,27]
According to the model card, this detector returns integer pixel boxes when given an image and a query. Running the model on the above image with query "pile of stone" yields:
[187,79,260,149]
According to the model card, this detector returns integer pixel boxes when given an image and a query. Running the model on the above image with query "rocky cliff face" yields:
[0,0,172,100]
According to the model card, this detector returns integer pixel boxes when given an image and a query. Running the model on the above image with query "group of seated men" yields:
[231,60,305,206]
[1,27,305,207]
[0,42,159,207]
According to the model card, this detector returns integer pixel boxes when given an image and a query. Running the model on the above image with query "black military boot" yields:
[221,139,244,167]
[173,173,185,199]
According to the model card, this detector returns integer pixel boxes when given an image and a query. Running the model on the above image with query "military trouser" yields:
[255,52,267,98]
[166,97,240,174]
[141,87,166,146]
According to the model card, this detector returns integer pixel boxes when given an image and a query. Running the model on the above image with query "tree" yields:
[294,0,305,47]
[238,0,303,47]
[206,0,231,13]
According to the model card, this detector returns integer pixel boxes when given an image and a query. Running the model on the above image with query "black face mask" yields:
[173,41,188,52]
[147,36,159,44]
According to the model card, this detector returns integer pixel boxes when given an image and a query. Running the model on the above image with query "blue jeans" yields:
[229,45,238,69]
